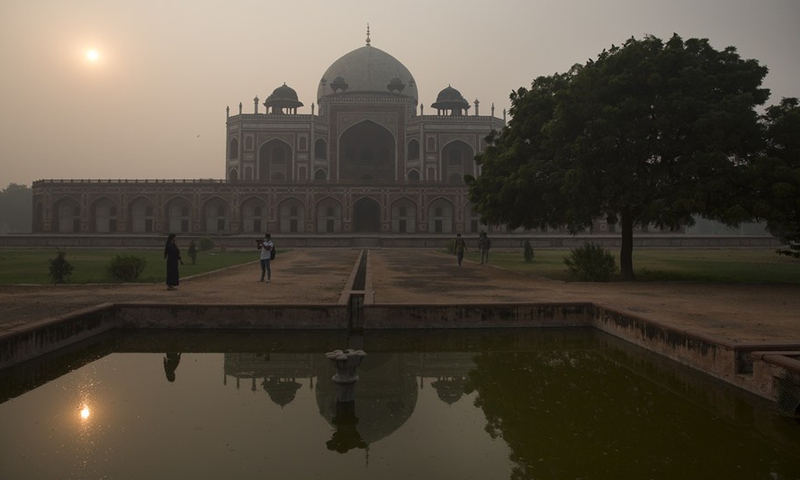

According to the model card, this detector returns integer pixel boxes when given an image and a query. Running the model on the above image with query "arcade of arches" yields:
[33,186,485,235]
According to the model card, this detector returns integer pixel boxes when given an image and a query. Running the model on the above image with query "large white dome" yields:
[317,45,418,104]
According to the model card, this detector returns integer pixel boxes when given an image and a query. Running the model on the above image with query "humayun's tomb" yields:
[28,34,722,248]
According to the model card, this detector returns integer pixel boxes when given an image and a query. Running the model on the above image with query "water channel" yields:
[1,328,798,479]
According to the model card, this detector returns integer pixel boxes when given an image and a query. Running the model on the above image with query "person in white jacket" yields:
[257,233,274,282]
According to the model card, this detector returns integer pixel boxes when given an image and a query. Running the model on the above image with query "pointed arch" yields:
[391,197,418,233]
[129,196,156,233]
[202,196,231,233]
[241,196,268,234]
[427,197,454,234]
[353,196,381,233]
[278,197,305,233]
[53,196,81,233]
[314,168,328,181]
[229,137,239,159]
[441,139,475,185]
[314,138,327,160]
[258,138,293,182]
[90,196,118,233]
[339,120,395,182]
[408,138,420,160]
[165,196,193,233]
[315,197,343,233]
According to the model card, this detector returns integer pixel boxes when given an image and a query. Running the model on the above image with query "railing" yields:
[229,114,317,122]
[413,115,504,123]
[33,179,228,185]
[32,179,471,188]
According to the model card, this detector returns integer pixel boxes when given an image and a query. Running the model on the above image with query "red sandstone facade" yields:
[32,42,508,236]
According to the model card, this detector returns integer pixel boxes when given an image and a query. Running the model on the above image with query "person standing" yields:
[258,233,274,282]
[454,233,467,267]
[164,233,184,290]
[478,231,491,264]
[163,352,181,382]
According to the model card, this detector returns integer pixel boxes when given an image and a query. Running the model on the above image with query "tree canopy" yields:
[468,34,770,279]
[750,97,800,258]
[0,183,32,234]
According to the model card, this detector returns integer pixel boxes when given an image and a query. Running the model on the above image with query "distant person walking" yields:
[454,233,468,267]
[164,233,184,290]
[258,233,274,282]
[478,231,491,264]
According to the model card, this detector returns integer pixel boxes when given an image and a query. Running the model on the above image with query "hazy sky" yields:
[1,0,798,187]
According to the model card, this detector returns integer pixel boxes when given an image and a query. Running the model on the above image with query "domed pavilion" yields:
[31,31,508,242]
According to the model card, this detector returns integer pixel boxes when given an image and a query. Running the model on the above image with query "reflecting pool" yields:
[0,329,798,479]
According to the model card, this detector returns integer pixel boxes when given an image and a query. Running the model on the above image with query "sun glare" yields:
[86,49,99,62]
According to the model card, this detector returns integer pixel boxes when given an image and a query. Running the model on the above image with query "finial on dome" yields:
[366,23,371,46]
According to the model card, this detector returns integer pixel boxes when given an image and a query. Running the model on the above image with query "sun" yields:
[85,49,99,62]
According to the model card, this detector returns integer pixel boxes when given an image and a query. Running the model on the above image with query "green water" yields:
[0,329,798,479]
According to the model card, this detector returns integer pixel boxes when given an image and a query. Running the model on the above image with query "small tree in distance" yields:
[48,249,74,284]
[106,254,147,282]
[523,240,535,263]
[198,237,215,251]
[564,243,617,282]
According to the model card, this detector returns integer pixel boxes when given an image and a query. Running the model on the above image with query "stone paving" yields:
[1,248,799,345]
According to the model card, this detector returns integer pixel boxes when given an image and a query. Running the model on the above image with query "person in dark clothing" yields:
[163,352,181,382]
[454,233,468,267]
[478,231,491,264]
[164,233,184,290]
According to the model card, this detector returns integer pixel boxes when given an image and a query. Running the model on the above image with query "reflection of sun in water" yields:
[85,49,99,62]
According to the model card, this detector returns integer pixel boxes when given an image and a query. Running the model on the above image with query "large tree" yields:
[750,97,800,258]
[468,34,769,279]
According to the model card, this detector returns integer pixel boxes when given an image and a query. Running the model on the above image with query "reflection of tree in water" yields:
[465,350,800,480]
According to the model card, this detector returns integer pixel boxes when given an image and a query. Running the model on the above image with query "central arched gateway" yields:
[353,197,381,232]
[339,120,395,182]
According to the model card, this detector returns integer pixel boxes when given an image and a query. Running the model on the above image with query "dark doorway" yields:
[339,121,395,182]
[353,198,380,233]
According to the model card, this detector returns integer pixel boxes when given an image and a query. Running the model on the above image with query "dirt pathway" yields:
[1,248,798,345]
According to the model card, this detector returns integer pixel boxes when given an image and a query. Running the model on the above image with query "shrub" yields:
[188,240,197,265]
[563,243,617,282]
[48,249,74,284]
[523,240,535,263]
[106,254,147,282]
[198,237,215,251]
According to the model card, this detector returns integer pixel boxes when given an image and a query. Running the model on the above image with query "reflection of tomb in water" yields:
[221,350,479,444]
[419,352,473,405]
[223,353,320,406]
[2,329,798,480]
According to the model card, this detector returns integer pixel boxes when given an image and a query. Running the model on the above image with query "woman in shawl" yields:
[164,233,183,290]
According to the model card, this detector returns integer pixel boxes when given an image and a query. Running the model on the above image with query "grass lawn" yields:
[0,249,257,284]
[465,248,800,284]
[3,247,797,285]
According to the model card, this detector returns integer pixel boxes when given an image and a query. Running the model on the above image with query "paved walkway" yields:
[1,249,798,345]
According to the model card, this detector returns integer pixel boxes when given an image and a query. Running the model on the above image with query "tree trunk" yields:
[619,209,635,280]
